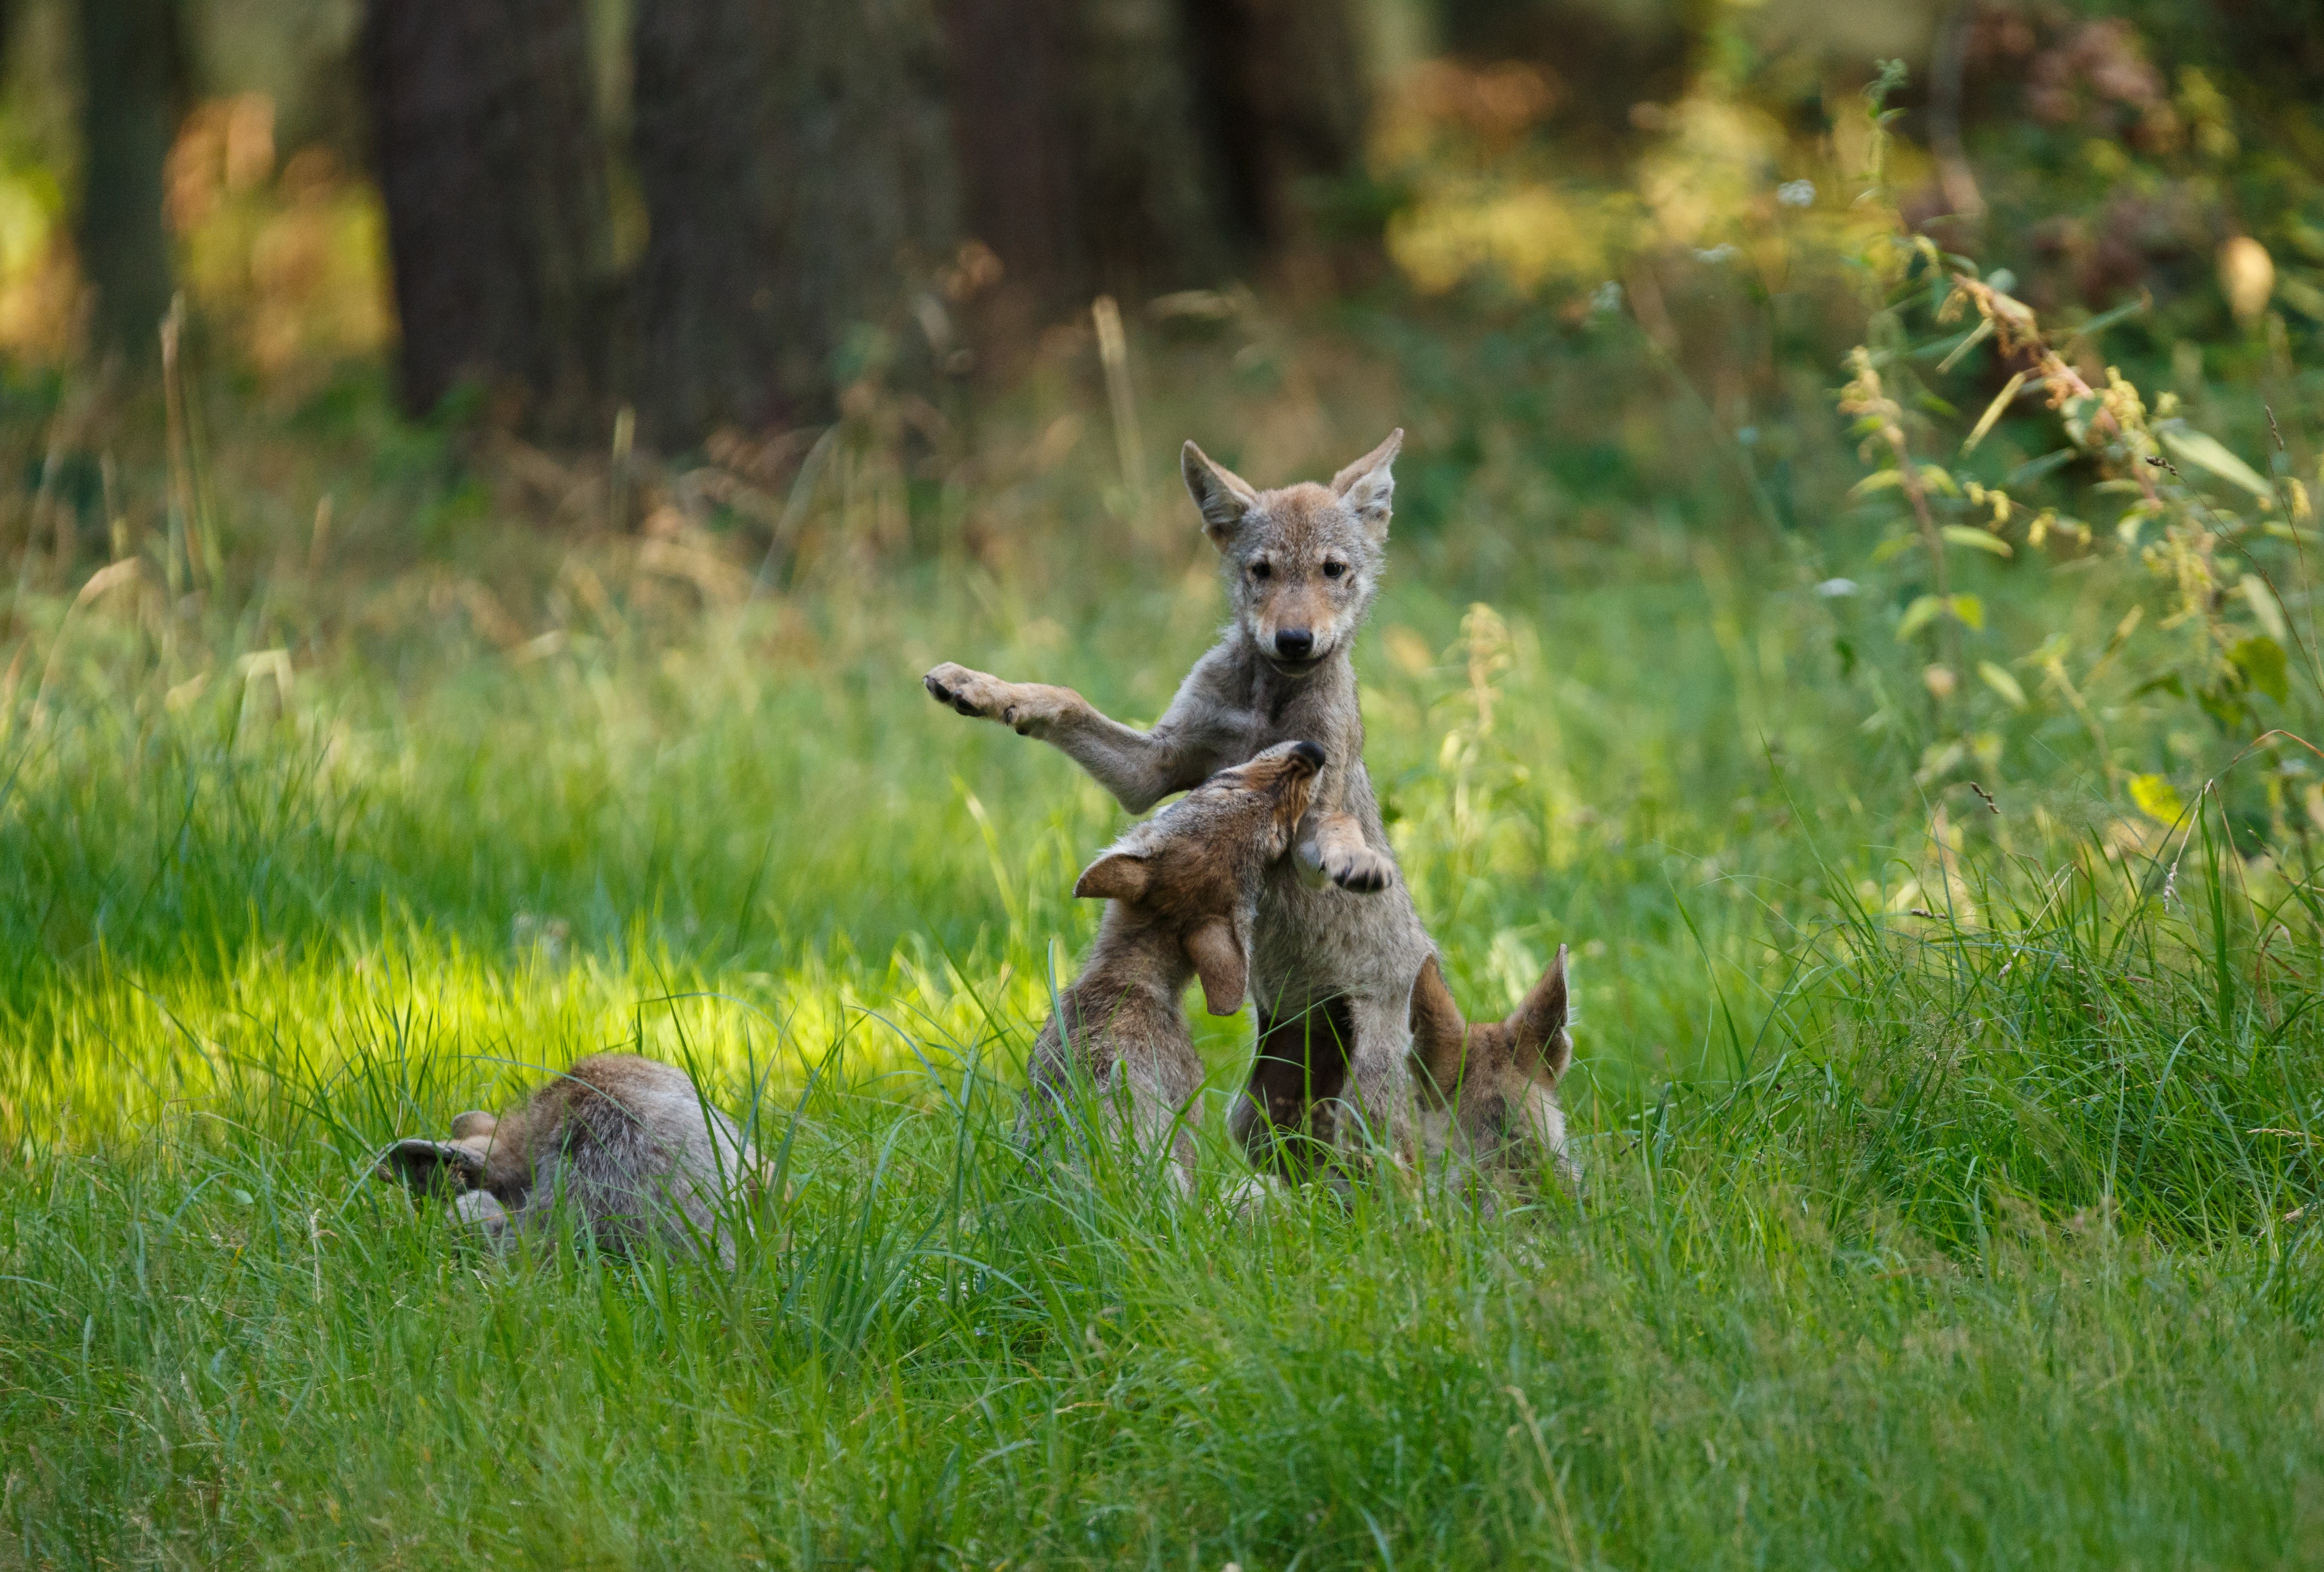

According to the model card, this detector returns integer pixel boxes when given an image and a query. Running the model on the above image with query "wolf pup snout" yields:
[375,1053,763,1264]
[1025,740,1325,1188]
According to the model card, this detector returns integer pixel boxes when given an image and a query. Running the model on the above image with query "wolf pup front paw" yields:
[924,663,1046,734]
[1296,837,1396,894]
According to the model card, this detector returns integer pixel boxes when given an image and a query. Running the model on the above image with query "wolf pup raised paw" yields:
[376,1054,764,1265]
[927,432,1436,1175]
[1023,739,1324,1190]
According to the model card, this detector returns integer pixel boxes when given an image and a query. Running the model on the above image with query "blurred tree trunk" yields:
[942,0,1367,348]
[360,0,614,442]
[941,0,1230,314]
[75,0,182,361]
[631,0,958,448]
[1180,0,1370,256]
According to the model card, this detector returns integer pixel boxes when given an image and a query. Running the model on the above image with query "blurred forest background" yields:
[6,0,2319,485]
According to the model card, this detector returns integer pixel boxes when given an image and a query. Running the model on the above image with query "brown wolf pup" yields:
[376,1053,763,1265]
[1406,948,1580,1191]
[1023,739,1325,1189]
[926,432,1434,1176]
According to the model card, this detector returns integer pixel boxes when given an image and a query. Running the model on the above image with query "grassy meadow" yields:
[4,305,2324,1568]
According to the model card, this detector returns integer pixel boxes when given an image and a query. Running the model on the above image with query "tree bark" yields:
[360,0,613,441]
[631,0,959,448]
[942,0,1229,312]
[942,0,1368,341]
[75,0,182,361]
[1181,0,1370,255]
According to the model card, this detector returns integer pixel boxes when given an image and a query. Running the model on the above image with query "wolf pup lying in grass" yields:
[1024,739,1324,1189]
[1407,949,1580,1193]
[928,432,1435,1176]
[376,1054,763,1265]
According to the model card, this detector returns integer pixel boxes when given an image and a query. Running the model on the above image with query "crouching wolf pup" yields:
[1023,740,1324,1190]
[376,1054,762,1265]
[927,431,1434,1175]
[1407,948,1580,1192]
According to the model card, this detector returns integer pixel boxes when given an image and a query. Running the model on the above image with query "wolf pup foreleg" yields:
[927,432,1436,1175]
[1022,741,1323,1189]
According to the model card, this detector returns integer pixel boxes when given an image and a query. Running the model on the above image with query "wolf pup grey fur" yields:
[1024,739,1325,1188]
[376,1053,762,1264]
[926,431,1434,1175]
[1407,948,1580,1190]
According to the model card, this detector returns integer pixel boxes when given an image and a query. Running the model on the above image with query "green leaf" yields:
[2229,635,2290,704]
[1920,464,1962,497]
[1947,593,1985,630]
[2128,773,2186,826]
[1978,661,2027,709]
[1961,371,2027,454]
[2064,295,2150,340]
[2005,449,2074,488]
[2159,427,2271,497]
[2239,574,2289,643]
[1896,594,1945,641]
[1849,470,1908,499]
[1869,533,1922,565]
[1933,317,1996,373]
[1941,525,2013,557]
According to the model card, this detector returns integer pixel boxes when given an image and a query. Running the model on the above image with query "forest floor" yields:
[3,328,2322,1568]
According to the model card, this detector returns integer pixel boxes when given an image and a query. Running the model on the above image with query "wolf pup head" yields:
[1408,947,1578,1186]
[1180,431,1402,675]
[1072,739,1325,1014]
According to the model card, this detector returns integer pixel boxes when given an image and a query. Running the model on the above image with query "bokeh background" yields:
[9,0,2319,443]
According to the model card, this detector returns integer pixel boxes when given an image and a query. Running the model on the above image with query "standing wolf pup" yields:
[926,432,1434,1173]
[1022,740,1324,1189]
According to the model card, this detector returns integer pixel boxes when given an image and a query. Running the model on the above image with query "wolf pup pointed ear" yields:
[1517,943,1573,1081]
[1182,441,1260,550]
[1074,849,1151,903]
[1329,429,1402,544]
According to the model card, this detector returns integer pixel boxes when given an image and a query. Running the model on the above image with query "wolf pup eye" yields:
[1249,560,1272,581]
[1322,560,1346,579]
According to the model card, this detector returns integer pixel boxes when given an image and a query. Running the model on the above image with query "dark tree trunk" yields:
[360,0,613,442]
[942,0,1367,342]
[1181,0,1370,254]
[631,0,958,448]
[75,0,182,361]
[944,0,1230,322]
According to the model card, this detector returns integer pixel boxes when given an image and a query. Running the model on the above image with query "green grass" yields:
[5,337,2324,1567]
